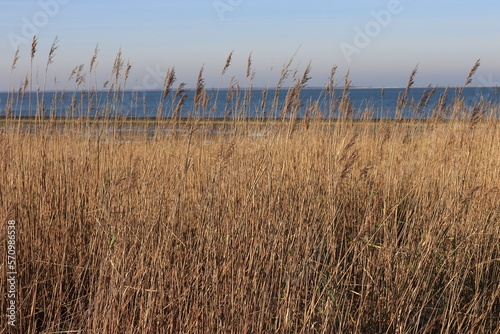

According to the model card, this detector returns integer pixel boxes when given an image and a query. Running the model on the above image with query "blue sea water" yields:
[0,87,498,119]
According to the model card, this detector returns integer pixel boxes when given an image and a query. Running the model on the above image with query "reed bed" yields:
[0,40,499,333]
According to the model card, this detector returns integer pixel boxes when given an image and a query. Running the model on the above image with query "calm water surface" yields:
[1,87,498,119]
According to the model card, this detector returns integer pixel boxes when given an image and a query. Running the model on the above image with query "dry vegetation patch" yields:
[1,120,499,333]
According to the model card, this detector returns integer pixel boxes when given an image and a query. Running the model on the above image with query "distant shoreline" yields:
[0,86,498,94]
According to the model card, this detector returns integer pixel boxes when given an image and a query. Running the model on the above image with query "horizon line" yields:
[1,86,498,94]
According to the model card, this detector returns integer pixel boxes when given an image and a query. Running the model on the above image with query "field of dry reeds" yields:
[1,39,499,333]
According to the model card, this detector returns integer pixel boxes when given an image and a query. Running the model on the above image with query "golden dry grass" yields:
[0,42,499,333]
[1,118,499,333]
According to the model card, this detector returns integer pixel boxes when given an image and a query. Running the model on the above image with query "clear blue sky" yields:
[1,0,499,90]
